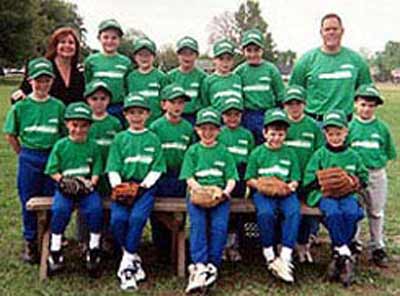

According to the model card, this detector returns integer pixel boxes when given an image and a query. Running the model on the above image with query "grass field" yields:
[0,80,399,295]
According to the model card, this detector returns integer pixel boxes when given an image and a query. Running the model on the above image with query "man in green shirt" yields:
[168,36,208,125]
[348,84,396,266]
[45,102,104,277]
[3,57,65,263]
[289,13,372,121]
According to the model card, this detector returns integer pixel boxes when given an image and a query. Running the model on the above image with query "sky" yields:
[69,0,399,56]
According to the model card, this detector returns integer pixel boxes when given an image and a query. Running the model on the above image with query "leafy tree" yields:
[157,44,179,72]
[119,28,145,59]
[371,41,400,81]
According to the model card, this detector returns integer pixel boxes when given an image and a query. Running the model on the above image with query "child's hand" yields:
[287,181,299,192]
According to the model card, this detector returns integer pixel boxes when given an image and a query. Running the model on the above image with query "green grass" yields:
[0,83,399,295]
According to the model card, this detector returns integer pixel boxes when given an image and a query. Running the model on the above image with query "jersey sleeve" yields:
[244,149,258,180]
[383,124,397,161]
[224,150,239,181]
[150,139,166,173]
[289,55,308,88]
[289,150,301,182]
[314,124,325,149]
[106,137,123,173]
[200,77,210,107]
[91,143,104,177]
[3,105,19,135]
[303,151,320,186]
[354,152,369,185]
[271,65,285,106]
[179,147,195,180]
[45,144,61,175]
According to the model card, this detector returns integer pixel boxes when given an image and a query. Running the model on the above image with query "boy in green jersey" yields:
[303,110,368,287]
[127,37,169,125]
[180,107,238,293]
[348,84,396,267]
[168,36,207,125]
[84,19,133,124]
[45,102,104,277]
[106,93,166,291]
[282,85,324,263]
[3,57,65,263]
[218,97,255,262]
[235,29,285,145]
[245,108,301,283]
[201,39,243,111]
[149,83,193,258]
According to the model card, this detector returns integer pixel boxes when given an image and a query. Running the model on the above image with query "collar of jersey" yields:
[128,128,148,134]
[355,115,376,124]
[30,94,50,103]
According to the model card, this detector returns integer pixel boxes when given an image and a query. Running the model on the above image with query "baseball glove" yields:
[316,167,359,198]
[111,182,140,206]
[190,185,226,208]
[256,176,292,197]
[59,176,94,198]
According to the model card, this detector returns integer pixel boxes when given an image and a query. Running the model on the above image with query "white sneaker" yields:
[268,257,295,283]
[185,263,207,293]
[118,268,138,290]
[204,263,218,287]
[132,253,146,282]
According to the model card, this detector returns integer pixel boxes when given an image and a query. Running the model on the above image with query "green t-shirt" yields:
[149,116,193,171]
[289,47,372,116]
[283,115,324,176]
[234,60,285,110]
[167,67,207,114]
[3,96,65,150]
[245,144,301,182]
[218,126,255,165]
[45,137,103,178]
[303,145,369,206]
[348,117,397,169]
[106,129,166,182]
[88,114,122,167]
[179,142,238,188]
[201,73,242,111]
[84,52,133,104]
[127,68,169,124]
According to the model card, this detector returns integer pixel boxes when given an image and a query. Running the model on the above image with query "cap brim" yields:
[355,95,383,105]
[65,116,92,122]
[84,86,112,99]
[99,26,123,36]
[282,96,305,104]
[241,39,263,49]
[214,49,234,57]
[133,45,156,55]
[30,71,55,79]
[196,120,220,126]
[264,119,290,127]
[177,45,199,54]
[123,104,150,111]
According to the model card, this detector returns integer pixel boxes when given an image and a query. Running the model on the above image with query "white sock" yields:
[280,246,293,262]
[121,249,135,267]
[50,233,62,252]
[263,247,275,262]
[89,233,101,250]
[336,245,351,256]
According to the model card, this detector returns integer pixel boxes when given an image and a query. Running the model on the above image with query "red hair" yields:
[45,27,81,66]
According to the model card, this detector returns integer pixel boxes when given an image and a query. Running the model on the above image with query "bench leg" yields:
[177,230,186,278]
[39,228,50,281]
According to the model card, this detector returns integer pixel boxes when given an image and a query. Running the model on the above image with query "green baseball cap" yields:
[355,84,384,105]
[263,108,290,127]
[84,80,112,99]
[322,110,348,128]
[133,37,157,55]
[98,19,123,36]
[241,28,265,48]
[176,36,199,53]
[213,39,235,57]
[220,97,244,113]
[161,83,191,101]
[196,107,221,126]
[123,93,150,110]
[282,85,306,104]
[64,102,93,122]
[28,57,55,79]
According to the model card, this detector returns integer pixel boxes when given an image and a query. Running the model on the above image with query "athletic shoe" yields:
[268,257,294,283]
[47,250,64,274]
[204,263,218,287]
[131,253,146,282]
[326,251,340,282]
[21,240,38,264]
[86,247,102,277]
[338,255,355,287]
[185,263,207,293]
[119,268,138,290]
[372,248,389,268]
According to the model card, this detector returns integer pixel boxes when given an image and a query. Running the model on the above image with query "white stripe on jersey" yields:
[318,71,352,80]
[63,166,91,176]
[93,71,124,79]
[161,142,188,150]
[243,84,270,92]
[227,146,248,156]
[24,125,58,134]
[195,168,223,177]
[96,139,112,146]
[213,90,241,99]
[284,140,312,149]
[139,90,159,97]
[351,141,380,149]
[258,165,289,176]
[124,155,153,164]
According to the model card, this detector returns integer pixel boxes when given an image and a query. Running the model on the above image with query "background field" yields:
[0,79,399,295]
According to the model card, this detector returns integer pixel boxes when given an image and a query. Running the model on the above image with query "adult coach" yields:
[289,13,372,121]
[11,27,85,105]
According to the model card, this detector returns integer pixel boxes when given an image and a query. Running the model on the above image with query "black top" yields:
[20,60,85,105]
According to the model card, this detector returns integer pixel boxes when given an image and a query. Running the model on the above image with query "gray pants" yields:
[364,168,388,250]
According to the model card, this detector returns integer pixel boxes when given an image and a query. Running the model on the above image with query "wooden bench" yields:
[27,197,321,280]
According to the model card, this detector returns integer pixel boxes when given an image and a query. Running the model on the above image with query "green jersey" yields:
[179,142,238,188]
[106,129,166,182]
[283,115,324,175]
[3,96,65,150]
[348,116,397,169]
[218,126,255,165]
[289,47,372,116]
[84,52,133,104]
[303,145,369,206]
[201,73,242,111]
[167,67,207,114]
[245,144,301,182]
[149,116,193,171]
[88,114,122,166]
[45,137,103,178]
[127,68,169,124]
[234,60,285,110]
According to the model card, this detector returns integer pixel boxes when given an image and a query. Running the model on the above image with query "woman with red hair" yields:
[12,27,85,105]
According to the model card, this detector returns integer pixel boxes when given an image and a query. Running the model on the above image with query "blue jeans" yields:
[151,171,187,252]
[107,102,126,127]
[17,148,55,241]
[297,215,319,244]
[319,195,364,247]
[110,189,155,253]
[253,192,300,249]
[51,190,103,234]
[242,109,265,145]
[187,199,230,267]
